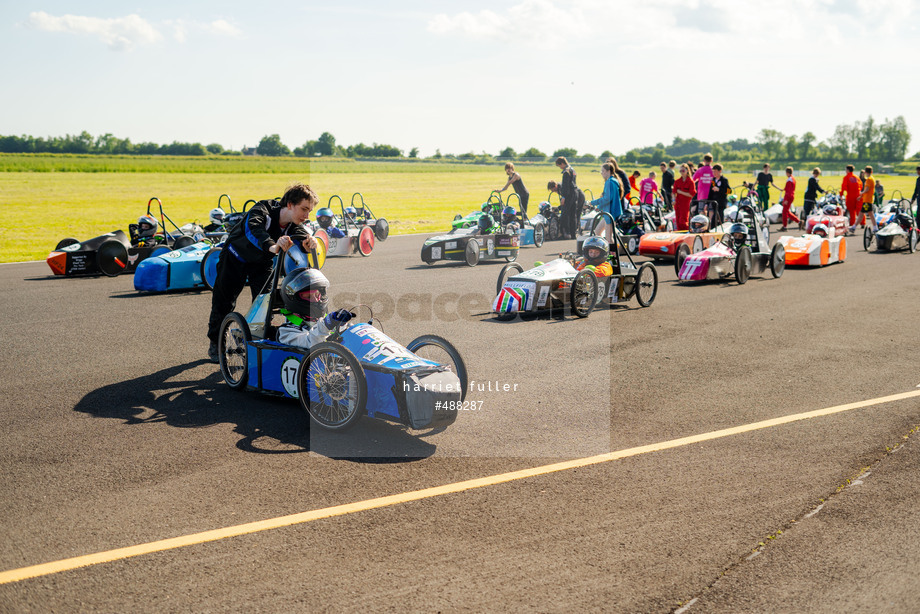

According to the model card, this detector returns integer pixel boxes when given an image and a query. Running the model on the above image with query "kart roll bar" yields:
[146,197,192,246]
[590,211,637,271]
[737,204,763,252]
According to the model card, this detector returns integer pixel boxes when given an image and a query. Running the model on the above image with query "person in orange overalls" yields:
[856,166,878,232]
[577,236,614,277]
[840,164,862,232]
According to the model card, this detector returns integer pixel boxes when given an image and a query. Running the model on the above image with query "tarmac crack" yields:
[669,422,920,613]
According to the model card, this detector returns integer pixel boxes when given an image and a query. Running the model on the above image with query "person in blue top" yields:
[588,162,623,244]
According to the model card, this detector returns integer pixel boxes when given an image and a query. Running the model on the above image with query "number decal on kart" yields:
[281,357,300,398]
[431,247,442,259]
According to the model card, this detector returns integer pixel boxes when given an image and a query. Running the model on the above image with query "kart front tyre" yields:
[570,270,598,318]
[97,239,130,277]
[735,246,753,284]
[635,263,659,307]
[863,226,874,251]
[218,312,251,390]
[201,247,222,290]
[770,243,786,278]
[374,218,389,241]
[55,237,79,251]
[406,335,469,404]
[532,222,545,247]
[297,342,367,431]
[465,239,481,267]
[675,243,691,276]
[496,262,525,295]
[910,229,918,253]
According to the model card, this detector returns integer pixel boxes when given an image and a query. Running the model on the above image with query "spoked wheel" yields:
[770,243,786,278]
[532,222,545,247]
[496,262,524,295]
[626,234,639,255]
[635,263,659,307]
[297,342,367,431]
[569,270,598,318]
[358,226,375,256]
[201,247,222,290]
[97,239,129,277]
[465,239,480,266]
[863,226,874,251]
[374,218,389,241]
[675,243,691,276]
[406,335,469,405]
[55,237,79,251]
[910,229,918,253]
[734,246,753,284]
[218,312,251,389]
[548,217,560,241]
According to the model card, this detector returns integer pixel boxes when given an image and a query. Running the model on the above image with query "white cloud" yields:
[428,0,589,46]
[26,11,162,51]
[207,19,242,38]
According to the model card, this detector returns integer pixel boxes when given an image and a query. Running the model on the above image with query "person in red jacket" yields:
[840,164,861,231]
[672,164,696,231]
[780,166,801,231]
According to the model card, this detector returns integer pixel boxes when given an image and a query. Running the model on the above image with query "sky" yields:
[2,0,918,158]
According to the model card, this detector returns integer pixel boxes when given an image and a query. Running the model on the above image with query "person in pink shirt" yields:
[639,171,658,205]
[692,153,714,203]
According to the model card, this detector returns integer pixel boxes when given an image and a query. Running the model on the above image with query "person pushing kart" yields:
[276,267,354,348]
[206,182,319,362]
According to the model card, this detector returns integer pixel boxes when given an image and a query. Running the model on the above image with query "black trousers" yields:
[803,199,816,218]
[207,249,273,343]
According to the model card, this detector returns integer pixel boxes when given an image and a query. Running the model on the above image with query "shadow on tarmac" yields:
[73,360,435,463]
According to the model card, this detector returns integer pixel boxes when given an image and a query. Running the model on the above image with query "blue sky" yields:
[2,0,918,157]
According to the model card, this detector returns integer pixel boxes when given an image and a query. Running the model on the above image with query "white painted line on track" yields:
[1,388,918,585]
[674,597,699,613]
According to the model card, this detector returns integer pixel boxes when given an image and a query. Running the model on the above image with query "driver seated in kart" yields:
[576,236,614,277]
[823,203,843,217]
[477,213,497,235]
[276,267,354,349]
[616,209,644,238]
[728,222,749,250]
[315,207,345,238]
[811,223,830,239]
[343,206,359,225]
[203,208,226,233]
[501,206,520,232]
[689,214,710,234]
[131,214,160,245]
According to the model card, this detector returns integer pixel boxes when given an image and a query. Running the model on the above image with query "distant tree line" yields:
[0,116,913,165]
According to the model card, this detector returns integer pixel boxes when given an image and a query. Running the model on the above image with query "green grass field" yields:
[1,155,916,263]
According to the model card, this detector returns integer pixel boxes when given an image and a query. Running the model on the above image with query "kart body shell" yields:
[46,198,204,277]
[133,241,216,292]
[776,232,847,266]
[421,226,520,266]
[311,195,377,257]
[678,204,784,283]
[218,247,465,431]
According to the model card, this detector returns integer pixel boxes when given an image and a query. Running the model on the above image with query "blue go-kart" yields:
[217,246,468,431]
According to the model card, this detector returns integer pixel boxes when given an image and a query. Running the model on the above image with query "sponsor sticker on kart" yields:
[504,280,537,310]
[431,247,442,259]
[446,241,457,250]
[536,285,550,307]
[280,357,300,398]
[62,243,81,252]
[164,250,182,259]
[607,277,620,302]
[487,239,494,255]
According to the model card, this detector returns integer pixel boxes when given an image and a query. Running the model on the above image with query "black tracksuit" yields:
[803,176,825,217]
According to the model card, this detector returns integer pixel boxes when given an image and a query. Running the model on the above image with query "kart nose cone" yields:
[133,255,168,292]
[47,251,67,276]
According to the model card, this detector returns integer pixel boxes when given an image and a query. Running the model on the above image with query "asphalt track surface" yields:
[1,227,919,612]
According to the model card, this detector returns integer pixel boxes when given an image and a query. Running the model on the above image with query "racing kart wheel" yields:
[297,342,368,431]
[97,239,129,277]
[569,269,598,318]
[734,246,753,284]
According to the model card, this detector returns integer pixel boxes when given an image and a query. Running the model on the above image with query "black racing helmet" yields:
[582,236,609,267]
[617,210,635,229]
[315,207,335,229]
[729,222,748,248]
[478,213,494,234]
[137,214,159,239]
[689,214,710,234]
[281,268,330,322]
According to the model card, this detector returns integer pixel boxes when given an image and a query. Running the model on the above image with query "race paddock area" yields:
[1,230,919,612]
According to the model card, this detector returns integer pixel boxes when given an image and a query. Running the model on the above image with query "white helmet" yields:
[209,207,226,226]
[812,223,829,238]
[689,214,709,234]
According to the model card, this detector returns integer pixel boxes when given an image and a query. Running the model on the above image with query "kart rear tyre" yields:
[626,234,639,255]
[358,226,375,256]
[201,247,222,290]
[297,342,367,431]
[570,270,598,318]
[548,217,560,241]
[313,229,330,252]
[496,262,525,295]
[97,239,129,277]
[675,243,691,276]
[863,226,874,251]
[910,229,918,253]
[532,222,545,247]
[770,243,786,278]
[465,239,480,267]
[55,237,79,251]
[734,246,752,284]
[406,335,469,405]
[374,218,389,241]
[218,312,251,390]
[173,235,196,249]
[635,263,659,307]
